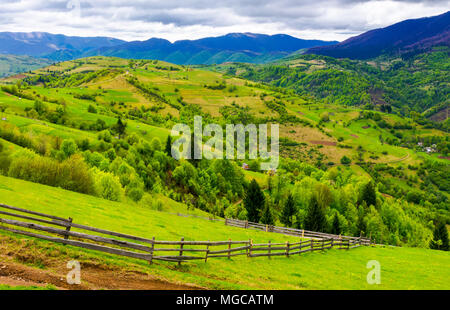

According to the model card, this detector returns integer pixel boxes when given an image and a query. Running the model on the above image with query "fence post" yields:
[245,220,248,229]
[225,218,228,226]
[149,236,155,265]
[64,217,73,241]
[228,239,231,259]
[301,229,304,238]
[205,240,210,263]
[286,241,290,257]
[310,239,313,251]
[178,237,184,266]
[266,224,268,232]
[331,238,334,249]
[322,238,324,250]
[249,239,253,257]
[268,240,271,259]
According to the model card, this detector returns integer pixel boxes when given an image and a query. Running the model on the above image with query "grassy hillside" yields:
[0,56,448,250]
[0,54,52,78]
[0,175,449,290]
[215,48,450,117]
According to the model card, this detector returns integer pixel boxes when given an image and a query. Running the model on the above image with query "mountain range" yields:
[85,33,337,64]
[0,32,337,64]
[307,11,450,59]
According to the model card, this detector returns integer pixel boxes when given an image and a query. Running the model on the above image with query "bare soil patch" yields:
[0,236,201,290]
[309,140,337,146]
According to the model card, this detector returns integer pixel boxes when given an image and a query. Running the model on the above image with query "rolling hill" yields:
[0,54,52,78]
[307,11,450,59]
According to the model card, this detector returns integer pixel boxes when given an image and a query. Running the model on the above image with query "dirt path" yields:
[0,236,201,290]
[0,258,198,290]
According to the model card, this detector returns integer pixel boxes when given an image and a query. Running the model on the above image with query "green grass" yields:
[0,284,57,290]
[0,174,449,290]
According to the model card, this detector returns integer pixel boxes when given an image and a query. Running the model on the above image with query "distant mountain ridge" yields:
[0,32,125,60]
[85,33,338,64]
[307,11,450,59]
[0,31,337,64]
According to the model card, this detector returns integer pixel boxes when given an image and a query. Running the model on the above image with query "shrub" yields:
[88,105,97,114]
[340,155,352,165]
[60,139,78,159]
[94,170,124,201]
[127,187,144,202]
[8,153,94,195]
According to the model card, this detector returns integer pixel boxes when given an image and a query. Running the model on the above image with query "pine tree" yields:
[304,195,326,232]
[331,213,341,235]
[361,181,377,207]
[430,221,449,251]
[165,135,172,156]
[189,132,201,167]
[115,117,126,139]
[356,205,367,236]
[281,194,296,227]
[244,179,265,223]
[261,201,274,226]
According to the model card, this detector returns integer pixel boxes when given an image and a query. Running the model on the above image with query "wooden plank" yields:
[207,252,247,258]
[0,217,154,253]
[149,237,155,265]
[153,248,208,252]
[0,225,151,261]
[250,246,288,252]
[178,237,184,266]
[0,203,69,222]
[205,241,210,263]
[153,240,249,246]
[208,245,250,255]
[0,210,70,228]
[69,222,155,244]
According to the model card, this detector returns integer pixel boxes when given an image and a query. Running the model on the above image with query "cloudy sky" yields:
[1,0,449,42]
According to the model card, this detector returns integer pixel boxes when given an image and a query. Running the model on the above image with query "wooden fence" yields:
[0,203,370,264]
[225,218,370,243]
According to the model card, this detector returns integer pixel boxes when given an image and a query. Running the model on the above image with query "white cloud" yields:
[0,0,448,41]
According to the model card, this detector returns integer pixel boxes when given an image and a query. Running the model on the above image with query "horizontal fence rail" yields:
[225,218,371,243]
[0,203,370,264]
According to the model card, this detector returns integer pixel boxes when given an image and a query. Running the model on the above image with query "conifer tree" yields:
[331,213,341,235]
[361,181,377,207]
[430,221,449,251]
[244,179,264,223]
[165,135,172,156]
[261,200,274,226]
[115,117,126,139]
[304,195,326,232]
[281,194,296,227]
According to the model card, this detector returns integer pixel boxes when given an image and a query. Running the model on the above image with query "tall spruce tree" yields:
[331,213,341,235]
[244,179,265,223]
[261,201,274,226]
[430,221,449,251]
[115,117,126,139]
[189,132,201,167]
[281,194,296,227]
[304,195,326,232]
[165,135,172,156]
[356,205,367,236]
[361,181,377,207]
